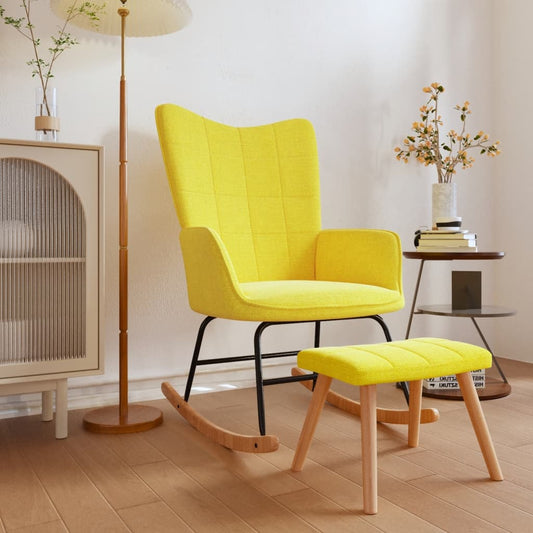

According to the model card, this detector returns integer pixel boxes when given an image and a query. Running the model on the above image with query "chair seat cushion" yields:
[297,338,492,386]
[237,280,404,322]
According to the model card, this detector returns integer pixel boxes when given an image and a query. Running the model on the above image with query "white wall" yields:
[490,0,533,363]
[0,0,528,411]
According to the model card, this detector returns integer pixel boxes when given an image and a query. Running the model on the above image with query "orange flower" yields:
[394,82,501,183]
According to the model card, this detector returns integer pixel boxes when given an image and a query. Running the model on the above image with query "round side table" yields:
[403,251,513,400]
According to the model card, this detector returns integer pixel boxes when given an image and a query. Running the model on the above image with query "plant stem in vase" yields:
[1,0,105,141]
[35,87,60,142]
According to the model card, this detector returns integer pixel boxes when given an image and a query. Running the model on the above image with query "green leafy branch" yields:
[0,0,105,115]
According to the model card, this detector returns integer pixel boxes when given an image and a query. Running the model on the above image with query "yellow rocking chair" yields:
[155,104,438,452]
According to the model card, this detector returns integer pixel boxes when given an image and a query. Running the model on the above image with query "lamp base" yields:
[83,404,163,434]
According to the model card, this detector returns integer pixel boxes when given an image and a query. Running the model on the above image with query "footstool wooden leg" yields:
[360,384,377,515]
[292,374,333,472]
[456,372,503,481]
[408,380,423,447]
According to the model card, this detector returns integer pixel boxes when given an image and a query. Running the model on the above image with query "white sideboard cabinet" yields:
[0,139,104,437]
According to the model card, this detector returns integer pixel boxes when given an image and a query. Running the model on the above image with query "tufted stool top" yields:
[297,337,492,386]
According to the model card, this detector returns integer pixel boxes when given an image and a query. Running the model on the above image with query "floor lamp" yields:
[51,0,192,433]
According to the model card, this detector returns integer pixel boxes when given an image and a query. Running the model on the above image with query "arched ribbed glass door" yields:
[0,158,86,365]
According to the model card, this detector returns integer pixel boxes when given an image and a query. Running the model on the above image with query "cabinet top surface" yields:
[403,251,504,260]
[0,138,103,151]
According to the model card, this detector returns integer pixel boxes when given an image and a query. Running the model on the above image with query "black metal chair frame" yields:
[184,315,409,435]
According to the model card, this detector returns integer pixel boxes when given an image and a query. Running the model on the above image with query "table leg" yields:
[401,260,427,404]
[405,260,426,339]
[470,317,508,383]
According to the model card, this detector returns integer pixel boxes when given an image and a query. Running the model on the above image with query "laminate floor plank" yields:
[144,419,317,532]
[133,460,255,532]
[187,462,319,533]
[287,455,448,532]
[274,488,379,532]
[517,442,533,455]
[117,501,192,533]
[0,438,60,530]
[64,431,160,510]
[102,433,168,467]
[68,409,167,467]
[400,449,533,514]
[373,471,506,532]
[18,440,130,533]
[411,474,533,531]
[433,402,533,449]
[9,520,68,533]
[216,408,448,532]
[418,429,533,475]
[162,406,307,497]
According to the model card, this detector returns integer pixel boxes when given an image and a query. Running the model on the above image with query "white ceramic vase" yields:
[432,182,457,229]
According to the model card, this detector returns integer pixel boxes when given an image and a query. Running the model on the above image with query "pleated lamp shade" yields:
[50,0,192,37]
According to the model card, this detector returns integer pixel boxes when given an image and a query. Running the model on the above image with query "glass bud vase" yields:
[35,87,60,142]
[432,182,457,229]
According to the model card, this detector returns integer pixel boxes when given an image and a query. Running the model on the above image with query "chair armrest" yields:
[180,227,245,317]
[315,229,403,294]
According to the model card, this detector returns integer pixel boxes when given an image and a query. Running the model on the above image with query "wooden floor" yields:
[1,358,532,532]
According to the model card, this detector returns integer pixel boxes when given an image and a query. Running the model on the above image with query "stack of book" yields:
[424,369,485,390]
[416,229,477,252]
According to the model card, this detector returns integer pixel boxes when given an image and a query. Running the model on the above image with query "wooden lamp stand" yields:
[51,0,191,433]
[83,6,162,434]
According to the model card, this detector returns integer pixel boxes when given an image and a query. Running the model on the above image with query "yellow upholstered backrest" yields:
[156,104,321,282]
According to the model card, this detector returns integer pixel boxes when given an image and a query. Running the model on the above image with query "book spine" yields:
[417,239,477,247]
[416,246,478,253]
[419,232,476,240]
[423,380,485,390]
[424,371,485,389]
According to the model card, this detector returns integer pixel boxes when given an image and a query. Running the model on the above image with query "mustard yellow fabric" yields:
[180,226,403,321]
[156,104,404,321]
[156,104,320,282]
[316,229,402,292]
[297,338,492,386]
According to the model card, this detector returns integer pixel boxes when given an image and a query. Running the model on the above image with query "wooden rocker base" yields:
[291,368,440,425]
[161,382,280,453]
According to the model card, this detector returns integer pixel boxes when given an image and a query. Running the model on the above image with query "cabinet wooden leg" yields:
[55,379,68,439]
[42,390,54,422]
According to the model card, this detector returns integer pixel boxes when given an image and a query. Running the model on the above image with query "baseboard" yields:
[0,360,296,420]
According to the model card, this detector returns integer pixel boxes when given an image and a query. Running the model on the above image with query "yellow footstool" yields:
[291,337,503,515]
